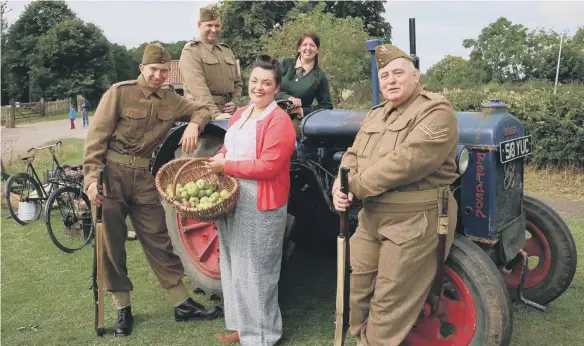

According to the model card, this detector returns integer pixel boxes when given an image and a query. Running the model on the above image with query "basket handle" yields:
[171,157,211,198]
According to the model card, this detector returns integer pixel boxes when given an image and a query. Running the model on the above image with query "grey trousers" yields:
[216,179,287,346]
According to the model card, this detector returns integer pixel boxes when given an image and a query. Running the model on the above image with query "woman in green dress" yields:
[276,33,333,135]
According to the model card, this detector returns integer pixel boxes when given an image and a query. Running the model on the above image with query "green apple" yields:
[216,198,223,204]
[187,185,199,197]
[219,189,229,198]
[196,179,206,189]
[208,195,218,203]
[189,196,199,205]
[211,191,220,199]
[197,190,206,198]
[200,196,209,204]
[180,190,189,199]
[204,188,213,197]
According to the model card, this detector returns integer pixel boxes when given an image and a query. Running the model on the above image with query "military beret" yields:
[142,42,172,65]
[200,4,220,22]
[375,44,411,71]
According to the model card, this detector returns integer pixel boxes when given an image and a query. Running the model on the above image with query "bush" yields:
[440,82,584,167]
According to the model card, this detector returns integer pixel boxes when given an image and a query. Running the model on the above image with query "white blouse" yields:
[224,101,278,162]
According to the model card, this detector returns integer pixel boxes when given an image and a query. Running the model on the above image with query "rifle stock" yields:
[334,167,351,346]
[93,169,105,337]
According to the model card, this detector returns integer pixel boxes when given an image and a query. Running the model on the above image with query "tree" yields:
[29,19,112,101]
[3,0,76,101]
[109,43,140,83]
[318,1,392,42]
[261,3,369,103]
[1,0,11,104]
[128,40,188,64]
[218,1,297,69]
[218,0,392,70]
[463,17,528,83]
[424,55,485,90]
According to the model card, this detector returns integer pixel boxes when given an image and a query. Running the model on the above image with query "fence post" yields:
[6,100,16,128]
[40,98,46,117]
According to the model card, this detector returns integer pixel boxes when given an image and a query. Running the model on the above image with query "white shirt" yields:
[224,101,278,162]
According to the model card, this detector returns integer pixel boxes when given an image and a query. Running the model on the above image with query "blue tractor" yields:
[152,19,577,346]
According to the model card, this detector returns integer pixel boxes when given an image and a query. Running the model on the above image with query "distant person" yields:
[276,33,333,136]
[179,4,243,120]
[80,95,90,127]
[69,103,76,129]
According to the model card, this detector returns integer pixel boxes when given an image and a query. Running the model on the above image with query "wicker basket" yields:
[155,157,239,221]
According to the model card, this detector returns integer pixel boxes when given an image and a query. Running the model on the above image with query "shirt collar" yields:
[137,74,163,99]
[383,84,423,121]
[240,100,278,123]
[198,36,221,53]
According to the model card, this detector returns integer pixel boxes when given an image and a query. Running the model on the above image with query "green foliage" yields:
[462,17,584,85]
[218,0,392,70]
[3,0,76,100]
[29,19,112,101]
[108,43,140,83]
[261,3,369,104]
[423,55,486,90]
[128,40,189,64]
[440,82,584,167]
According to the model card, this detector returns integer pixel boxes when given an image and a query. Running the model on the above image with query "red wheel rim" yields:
[406,266,477,346]
[176,213,221,280]
[502,220,552,289]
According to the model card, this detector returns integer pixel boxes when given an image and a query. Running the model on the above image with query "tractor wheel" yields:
[406,234,513,346]
[502,195,577,305]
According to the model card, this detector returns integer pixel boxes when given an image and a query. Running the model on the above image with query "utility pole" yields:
[554,34,564,95]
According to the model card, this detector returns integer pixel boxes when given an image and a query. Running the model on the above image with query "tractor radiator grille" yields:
[494,159,524,231]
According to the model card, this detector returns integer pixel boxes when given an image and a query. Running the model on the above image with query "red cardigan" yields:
[216,104,296,210]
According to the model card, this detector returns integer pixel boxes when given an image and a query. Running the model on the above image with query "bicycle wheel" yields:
[44,185,93,253]
[4,173,44,225]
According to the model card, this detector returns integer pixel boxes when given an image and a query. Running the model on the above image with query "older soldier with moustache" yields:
[83,43,222,337]
[179,4,243,120]
[332,44,459,346]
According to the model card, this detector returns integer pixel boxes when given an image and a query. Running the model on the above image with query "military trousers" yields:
[98,161,185,293]
[349,198,457,346]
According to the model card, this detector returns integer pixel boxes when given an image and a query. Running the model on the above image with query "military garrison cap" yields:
[375,44,411,71]
[142,42,172,65]
[200,4,220,22]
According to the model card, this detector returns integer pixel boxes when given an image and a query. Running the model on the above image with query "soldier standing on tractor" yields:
[179,4,243,120]
[332,44,459,346]
[83,42,223,337]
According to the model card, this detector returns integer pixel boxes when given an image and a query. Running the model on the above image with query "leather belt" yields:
[105,150,151,169]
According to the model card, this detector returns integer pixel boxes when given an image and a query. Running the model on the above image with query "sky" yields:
[4,0,584,73]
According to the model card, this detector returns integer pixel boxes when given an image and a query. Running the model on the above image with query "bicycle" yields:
[3,141,93,253]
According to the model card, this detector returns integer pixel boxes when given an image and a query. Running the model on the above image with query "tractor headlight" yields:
[456,145,470,175]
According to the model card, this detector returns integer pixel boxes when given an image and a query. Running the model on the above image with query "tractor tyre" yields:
[406,234,513,346]
[502,195,578,305]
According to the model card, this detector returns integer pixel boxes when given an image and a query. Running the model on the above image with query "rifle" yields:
[409,18,420,70]
[427,189,449,314]
[92,169,105,336]
[334,167,351,346]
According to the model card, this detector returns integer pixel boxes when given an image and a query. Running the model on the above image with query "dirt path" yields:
[531,194,584,221]
[1,118,91,157]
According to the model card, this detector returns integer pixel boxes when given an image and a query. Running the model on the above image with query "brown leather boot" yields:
[216,331,240,344]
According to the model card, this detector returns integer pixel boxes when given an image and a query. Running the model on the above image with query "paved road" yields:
[2,118,91,157]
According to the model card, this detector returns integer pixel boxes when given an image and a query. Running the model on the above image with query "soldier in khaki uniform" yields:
[83,43,222,337]
[179,5,243,120]
[332,44,459,346]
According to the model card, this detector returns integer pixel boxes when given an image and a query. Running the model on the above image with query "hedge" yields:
[439,83,584,167]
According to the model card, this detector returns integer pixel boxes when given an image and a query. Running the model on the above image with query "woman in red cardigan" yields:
[205,55,296,345]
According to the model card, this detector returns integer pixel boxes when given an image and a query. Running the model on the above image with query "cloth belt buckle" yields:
[126,155,137,166]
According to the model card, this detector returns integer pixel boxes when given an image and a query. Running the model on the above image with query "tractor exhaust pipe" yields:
[409,18,420,70]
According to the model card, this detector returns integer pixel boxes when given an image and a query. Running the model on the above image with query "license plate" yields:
[500,135,533,163]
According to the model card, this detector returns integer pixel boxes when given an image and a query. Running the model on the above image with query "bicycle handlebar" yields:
[27,140,63,153]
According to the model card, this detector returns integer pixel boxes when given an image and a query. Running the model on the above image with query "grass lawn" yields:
[1,140,583,345]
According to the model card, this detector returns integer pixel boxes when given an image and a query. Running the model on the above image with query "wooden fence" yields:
[1,98,71,126]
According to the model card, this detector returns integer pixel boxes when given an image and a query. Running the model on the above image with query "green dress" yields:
[275,57,333,116]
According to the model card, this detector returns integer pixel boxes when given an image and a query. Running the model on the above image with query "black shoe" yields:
[113,306,134,337]
[174,297,223,321]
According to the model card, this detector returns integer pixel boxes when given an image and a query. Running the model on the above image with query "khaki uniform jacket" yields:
[179,38,243,119]
[341,85,459,200]
[83,74,211,190]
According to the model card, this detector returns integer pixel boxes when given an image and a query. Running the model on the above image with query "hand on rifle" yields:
[332,178,353,212]
[87,181,107,206]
